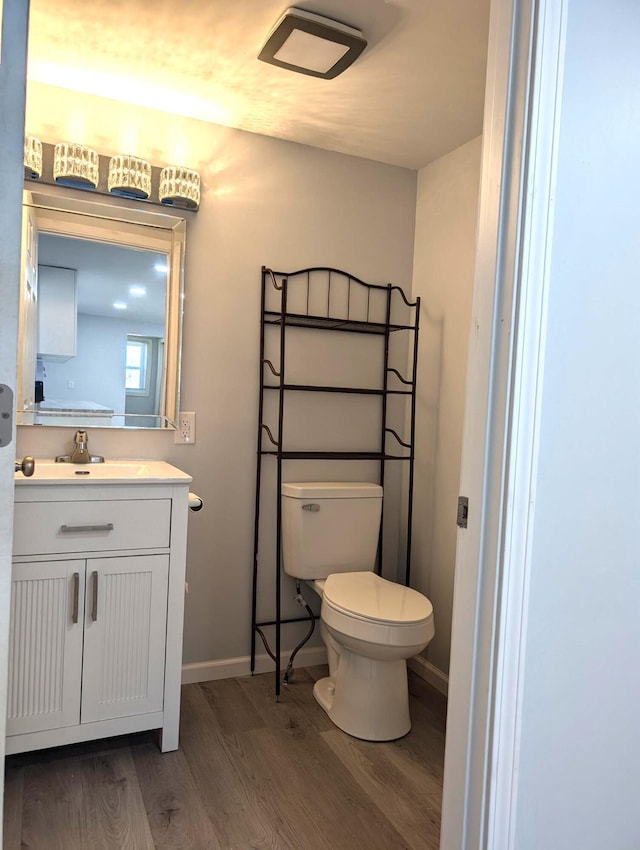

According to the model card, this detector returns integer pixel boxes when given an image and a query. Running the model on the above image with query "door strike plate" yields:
[0,385,14,447]
[457,496,469,528]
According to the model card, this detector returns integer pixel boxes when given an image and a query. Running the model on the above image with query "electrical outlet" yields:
[174,411,196,444]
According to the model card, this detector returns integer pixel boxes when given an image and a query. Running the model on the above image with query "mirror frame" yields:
[17,188,186,429]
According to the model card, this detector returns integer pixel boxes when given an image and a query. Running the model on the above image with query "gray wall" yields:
[44,315,164,414]
[513,2,640,847]
[18,83,418,667]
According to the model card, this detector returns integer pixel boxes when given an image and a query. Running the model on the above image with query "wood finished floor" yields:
[3,666,446,850]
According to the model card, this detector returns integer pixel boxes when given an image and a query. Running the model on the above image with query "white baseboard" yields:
[183,648,448,694]
[408,655,449,696]
[181,646,328,685]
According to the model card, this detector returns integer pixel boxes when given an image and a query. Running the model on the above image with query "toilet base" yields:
[312,649,412,741]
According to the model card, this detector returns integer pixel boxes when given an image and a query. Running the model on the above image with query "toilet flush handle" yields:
[302,503,320,512]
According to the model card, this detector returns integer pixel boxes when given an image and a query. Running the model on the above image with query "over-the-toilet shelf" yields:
[251,265,421,696]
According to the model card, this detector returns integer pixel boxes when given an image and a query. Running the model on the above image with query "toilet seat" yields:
[320,571,434,649]
[323,571,433,625]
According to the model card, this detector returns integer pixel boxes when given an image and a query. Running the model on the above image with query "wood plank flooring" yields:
[3,667,447,850]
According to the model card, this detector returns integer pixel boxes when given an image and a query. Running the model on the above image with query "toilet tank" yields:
[281,481,382,580]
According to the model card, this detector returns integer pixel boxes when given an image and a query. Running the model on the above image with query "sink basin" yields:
[15,459,192,485]
[57,461,150,478]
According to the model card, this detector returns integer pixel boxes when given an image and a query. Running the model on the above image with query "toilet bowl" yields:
[310,572,434,741]
[281,481,435,742]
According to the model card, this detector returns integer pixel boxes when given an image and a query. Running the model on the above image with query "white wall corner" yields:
[408,654,449,696]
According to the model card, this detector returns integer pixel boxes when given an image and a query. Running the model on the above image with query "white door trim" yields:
[439,0,556,846]
[486,2,568,847]
[0,0,30,844]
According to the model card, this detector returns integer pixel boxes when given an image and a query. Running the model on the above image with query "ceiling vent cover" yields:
[258,7,367,79]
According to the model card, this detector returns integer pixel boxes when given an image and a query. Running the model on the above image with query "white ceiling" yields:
[38,234,167,324]
[26,0,490,170]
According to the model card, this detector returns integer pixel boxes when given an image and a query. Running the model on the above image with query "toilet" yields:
[281,481,434,741]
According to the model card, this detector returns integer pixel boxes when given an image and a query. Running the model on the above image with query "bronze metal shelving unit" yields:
[251,266,420,696]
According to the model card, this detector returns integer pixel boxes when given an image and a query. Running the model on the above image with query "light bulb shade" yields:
[159,166,200,210]
[54,142,99,189]
[24,135,43,179]
[108,154,152,199]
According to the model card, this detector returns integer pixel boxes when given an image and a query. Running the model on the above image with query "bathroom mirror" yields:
[17,189,186,429]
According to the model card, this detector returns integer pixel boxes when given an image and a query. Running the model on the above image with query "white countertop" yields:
[14,459,193,486]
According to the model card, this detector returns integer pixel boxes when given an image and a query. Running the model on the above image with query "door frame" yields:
[0,0,571,846]
[440,0,568,847]
[0,0,30,842]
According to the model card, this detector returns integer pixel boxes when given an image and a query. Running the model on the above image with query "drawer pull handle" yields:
[71,573,80,624]
[91,571,99,622]
[60,523,114,534]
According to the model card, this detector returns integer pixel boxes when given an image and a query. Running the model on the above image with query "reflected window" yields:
[125,336,150,393]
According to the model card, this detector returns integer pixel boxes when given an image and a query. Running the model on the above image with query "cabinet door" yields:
[7,560,85,736]
[37,265,77,360]
[81,554,169,723]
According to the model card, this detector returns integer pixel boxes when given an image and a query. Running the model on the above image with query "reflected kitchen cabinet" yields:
[38,265,77,360]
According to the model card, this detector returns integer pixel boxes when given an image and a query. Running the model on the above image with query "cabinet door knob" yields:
[91,571,99,622]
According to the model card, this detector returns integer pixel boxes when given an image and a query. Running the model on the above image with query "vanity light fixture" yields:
[108,154,152,200]
[159,166,201,210]
[24,138,201,211]
[54,142,99,189]
[258,7,367,79]
[24,135,43,179]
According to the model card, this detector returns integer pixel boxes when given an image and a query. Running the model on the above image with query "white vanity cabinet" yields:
[9,462,192,756]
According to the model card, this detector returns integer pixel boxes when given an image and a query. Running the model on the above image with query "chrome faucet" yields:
[55,430,105,464]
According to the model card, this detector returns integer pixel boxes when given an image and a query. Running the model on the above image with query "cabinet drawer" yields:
[13,499,171,556]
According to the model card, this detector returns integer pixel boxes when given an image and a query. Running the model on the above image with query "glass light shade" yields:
[159,166,200,210]
[24,135,43,179]
[108,154,152,199]
[53,142,99,189]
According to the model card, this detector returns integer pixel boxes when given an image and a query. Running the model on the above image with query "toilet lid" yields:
[323,572,432,625]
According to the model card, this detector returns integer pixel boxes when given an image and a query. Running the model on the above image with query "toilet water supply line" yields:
[254,582,316,683]
[284,583,316,683]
